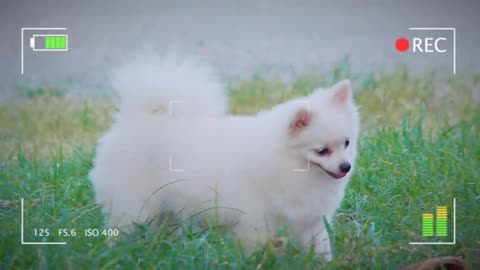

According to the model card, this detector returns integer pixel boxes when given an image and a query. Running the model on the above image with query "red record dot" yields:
[395,38,409,52]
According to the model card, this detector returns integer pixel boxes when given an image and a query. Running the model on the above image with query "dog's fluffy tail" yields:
[112,52,227,117]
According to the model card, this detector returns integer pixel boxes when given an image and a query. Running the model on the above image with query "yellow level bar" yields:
[437,206,447,218]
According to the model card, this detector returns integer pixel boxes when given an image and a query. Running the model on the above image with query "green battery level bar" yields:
[29,34,68,51]
[45,36,66,49]
[422,213,434,236]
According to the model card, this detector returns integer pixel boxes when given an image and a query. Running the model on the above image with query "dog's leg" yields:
[234,214,272,254]
[302,222,332,261]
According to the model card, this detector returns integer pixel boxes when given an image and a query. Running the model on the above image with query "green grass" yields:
[1,65,479,269]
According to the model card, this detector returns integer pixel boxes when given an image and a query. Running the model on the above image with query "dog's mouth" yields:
[311,162,347,179]
[325,170,347,179]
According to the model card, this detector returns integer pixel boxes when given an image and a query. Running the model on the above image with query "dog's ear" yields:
[331,79,352,103]
[289,108,311,136]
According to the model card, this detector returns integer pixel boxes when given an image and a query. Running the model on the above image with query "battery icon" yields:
[29,34,68,51]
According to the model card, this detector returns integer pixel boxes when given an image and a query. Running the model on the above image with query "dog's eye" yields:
[345,139,350,148]
[316,148,330,156]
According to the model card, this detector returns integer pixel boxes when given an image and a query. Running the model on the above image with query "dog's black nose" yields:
[339,162,351,173]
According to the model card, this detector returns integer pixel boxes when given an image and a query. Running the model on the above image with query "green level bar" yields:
[436,206,447,236]
[55,37,60,48]
[422,214,434,237]
[437,219,447,236]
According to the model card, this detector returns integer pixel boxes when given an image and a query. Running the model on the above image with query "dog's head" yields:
[287,80,360,180]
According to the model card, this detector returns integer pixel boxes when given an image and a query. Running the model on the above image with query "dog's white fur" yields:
[90,54,360,260]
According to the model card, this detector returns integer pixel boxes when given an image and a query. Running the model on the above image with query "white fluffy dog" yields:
[90,54,360,260]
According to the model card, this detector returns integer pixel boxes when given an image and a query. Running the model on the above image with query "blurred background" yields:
[1,0,480,96]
